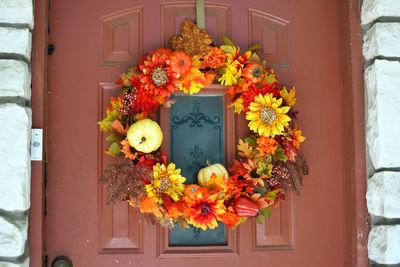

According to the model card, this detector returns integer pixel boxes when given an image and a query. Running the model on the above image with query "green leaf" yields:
[266,190,278,200]
[256,214,266,224]
[107,142,121,156]
[106,133,123,143]
[223,36,234,46]
[265,73,278,84]
[246,44,262,52]
[260,207,272,218]
[249,52,261,63]
[273,148,287,162]
[244,136,257,147]
[220,45,236,56]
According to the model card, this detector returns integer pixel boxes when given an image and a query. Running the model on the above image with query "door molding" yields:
[30,0,368,266]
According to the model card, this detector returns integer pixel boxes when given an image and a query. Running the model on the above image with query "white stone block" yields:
[362,0,400,26]
[367,171,400,218]
[363,23,400,61]
[0,104,31,212]
[368,225,400,264]
[365,60,400,169]
[0,0,33,28]
[0,217,27,258]
[0,258,29,267]
[0,27,31,60]
[0,60,31,100]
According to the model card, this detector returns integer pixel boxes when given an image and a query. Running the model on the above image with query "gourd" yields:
[197,161,229,186]
[127,119,163,153]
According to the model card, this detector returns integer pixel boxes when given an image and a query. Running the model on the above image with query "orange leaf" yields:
[111,120,126,134]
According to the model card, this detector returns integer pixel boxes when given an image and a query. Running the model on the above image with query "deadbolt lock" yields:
[51,255,73,267]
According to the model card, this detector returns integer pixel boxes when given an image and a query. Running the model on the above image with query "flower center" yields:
[252,67,262,77]
[158,176,172,192]
[260,106,277,125]
[151,67,168,87]
[200,203,211,215]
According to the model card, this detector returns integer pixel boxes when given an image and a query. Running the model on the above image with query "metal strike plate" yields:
[31,129,43,161]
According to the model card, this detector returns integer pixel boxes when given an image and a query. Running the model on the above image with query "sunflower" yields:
[145,163,186,204]
[139,48,180,104]
[186,191,226,231]
[241,83,279,112]
[246,94,291,137]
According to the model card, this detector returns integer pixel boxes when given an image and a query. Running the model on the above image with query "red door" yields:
[47,1,344,266]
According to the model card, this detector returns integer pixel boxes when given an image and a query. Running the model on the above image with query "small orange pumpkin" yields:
[169,51,192,76]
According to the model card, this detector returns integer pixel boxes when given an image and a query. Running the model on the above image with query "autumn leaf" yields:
[229,98,244,114]
[106,133,123,143]
[237,139,256,159]
[111,120,126,134]
[223,36,234,46]
[106,142,122,157]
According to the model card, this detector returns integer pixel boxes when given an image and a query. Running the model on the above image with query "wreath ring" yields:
[99,20,308,230]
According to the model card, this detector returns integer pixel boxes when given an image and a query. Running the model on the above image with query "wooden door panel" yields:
[98,84,143,253]
[100,7,143,66]
[248,9,289,67]
[253,192,294,250]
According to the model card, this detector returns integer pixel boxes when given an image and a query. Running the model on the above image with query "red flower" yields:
[241,82,280,112]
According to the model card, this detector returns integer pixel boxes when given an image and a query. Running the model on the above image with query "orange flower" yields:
[220,208,239,228]
[186,191,226,230]
[120,138,138,160]
[162,194,187,219]
[203,47,227,68]
[169,51,192,76]
[243,63,264,84]
[139,48,180,104]
[183,184,207,205]
[202,173,227,194]
[140,196,163,218]
[257,136,278,155]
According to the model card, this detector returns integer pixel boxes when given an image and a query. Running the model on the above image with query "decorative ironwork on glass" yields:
[172,101,221,128]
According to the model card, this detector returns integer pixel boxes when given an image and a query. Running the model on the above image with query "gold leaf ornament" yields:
[169,19,213,56]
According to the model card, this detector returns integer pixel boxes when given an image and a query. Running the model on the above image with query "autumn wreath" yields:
[99,20,308,230]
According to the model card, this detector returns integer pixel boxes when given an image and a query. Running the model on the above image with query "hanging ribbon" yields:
[196,0,205,29]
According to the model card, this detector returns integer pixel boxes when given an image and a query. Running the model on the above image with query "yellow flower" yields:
[145,163,186,204]
[280,86,296,106]
[218,57,242,86]
[246,94,291,137]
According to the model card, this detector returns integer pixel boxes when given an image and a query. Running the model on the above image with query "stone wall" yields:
[362,0,400,265]
[0,0,33,266]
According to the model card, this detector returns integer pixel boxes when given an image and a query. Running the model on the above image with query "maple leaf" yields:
[237,139,257,159]
[229,97,244,114]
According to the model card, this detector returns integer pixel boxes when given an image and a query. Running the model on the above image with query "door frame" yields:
[30,0,369,266]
